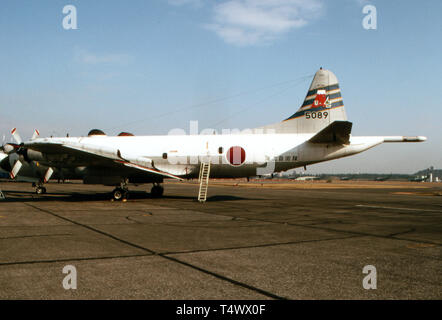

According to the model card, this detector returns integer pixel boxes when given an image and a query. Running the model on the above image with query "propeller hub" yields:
[2,144,15,154]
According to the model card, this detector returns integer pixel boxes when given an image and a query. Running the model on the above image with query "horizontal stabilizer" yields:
[383,136,427,143]
[309,121,353,144]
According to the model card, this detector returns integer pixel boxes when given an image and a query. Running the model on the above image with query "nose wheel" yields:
[36,186,47,195]
[32,182,47,195]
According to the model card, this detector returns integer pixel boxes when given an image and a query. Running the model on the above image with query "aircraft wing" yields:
[24,140,183,180]
[114,160,184,180]
[308,121,353,144]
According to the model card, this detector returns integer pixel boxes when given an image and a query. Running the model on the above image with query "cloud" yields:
[74,49,132,65]
[206,0,324,46]
[167,0,203,7]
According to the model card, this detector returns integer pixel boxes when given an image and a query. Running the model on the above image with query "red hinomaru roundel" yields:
[313,89,330,108]
[226,146,246,166]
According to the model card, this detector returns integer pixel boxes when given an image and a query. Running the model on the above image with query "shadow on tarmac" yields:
[0,190,196,203]
[206,195,249,202]
[0,190,258,203]
[0,189,258,203]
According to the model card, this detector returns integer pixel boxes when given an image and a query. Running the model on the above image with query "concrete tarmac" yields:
[0,180,441,299]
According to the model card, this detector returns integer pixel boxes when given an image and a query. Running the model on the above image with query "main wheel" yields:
[113,188,125,201]
[151,185,164,198]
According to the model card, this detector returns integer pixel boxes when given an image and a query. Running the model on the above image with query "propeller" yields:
[31,129,40,140]
[2,128,45,180]
[1,128,40,153]
[11,128,22,144]
[1,129,23,155]
[43,167,54,183]
[1,134,13,154]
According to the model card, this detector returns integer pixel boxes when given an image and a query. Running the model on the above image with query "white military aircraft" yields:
[0,68,426,200]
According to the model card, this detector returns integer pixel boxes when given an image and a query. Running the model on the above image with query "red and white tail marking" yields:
[313,89,329,108]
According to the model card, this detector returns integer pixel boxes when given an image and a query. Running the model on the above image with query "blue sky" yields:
[0,0,441,173]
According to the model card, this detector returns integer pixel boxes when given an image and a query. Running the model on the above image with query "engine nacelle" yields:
[25,149,45,162]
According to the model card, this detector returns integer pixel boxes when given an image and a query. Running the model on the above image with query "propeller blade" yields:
[31,129,40,140]
[11,128,22,144]
[44,167,54,183]
[10,160,22,179]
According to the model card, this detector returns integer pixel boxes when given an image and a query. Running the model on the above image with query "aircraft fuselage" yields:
[29,134,386,179]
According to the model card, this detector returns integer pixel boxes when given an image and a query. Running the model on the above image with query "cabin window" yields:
[218,147,223,154]
[285,156,291,161]
[279,156,283,162]
[162,153,168,159]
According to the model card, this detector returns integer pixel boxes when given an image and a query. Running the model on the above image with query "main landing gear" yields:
[111,181,164,201]
[151,183,164,198]
[112,180,129,201]
[112,187,128,201]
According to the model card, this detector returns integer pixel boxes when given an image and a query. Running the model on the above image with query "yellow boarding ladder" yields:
[198,161,211,202]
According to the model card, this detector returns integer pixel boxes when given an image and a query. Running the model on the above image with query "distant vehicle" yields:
[340,176,351,181]
[0,68,427,200]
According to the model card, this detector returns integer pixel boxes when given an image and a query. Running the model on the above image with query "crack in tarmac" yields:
[18,203,287,300]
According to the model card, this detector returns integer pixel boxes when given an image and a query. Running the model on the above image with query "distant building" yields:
[413,167,441,182]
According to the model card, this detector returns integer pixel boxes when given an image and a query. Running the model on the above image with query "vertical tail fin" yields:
[260,68,347,134]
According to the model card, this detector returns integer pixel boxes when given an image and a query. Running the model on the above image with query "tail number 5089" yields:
[305,111,328,119]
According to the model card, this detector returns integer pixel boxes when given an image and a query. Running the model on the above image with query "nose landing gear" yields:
[32,182,47,195]
[36,186,47,195]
